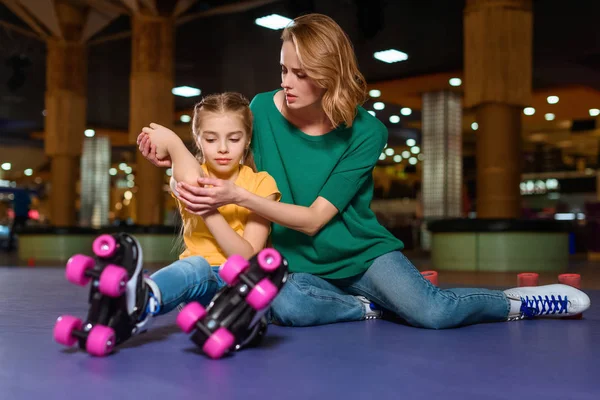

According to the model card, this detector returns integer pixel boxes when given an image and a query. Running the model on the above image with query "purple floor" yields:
[1,267,599,400]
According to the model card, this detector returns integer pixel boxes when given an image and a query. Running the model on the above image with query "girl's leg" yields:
[269,272,372,326]
[337,251,511,329]
[149,256,225,315]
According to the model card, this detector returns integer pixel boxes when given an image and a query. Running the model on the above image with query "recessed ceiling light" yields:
[373,49,408,63]
[449,78,462,87]
[172,86,201,97]
[369,89,381,98]
[255,14,292,30]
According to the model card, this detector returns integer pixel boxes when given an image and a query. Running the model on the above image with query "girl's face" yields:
[197,112,249,178]
[280,40,326,110]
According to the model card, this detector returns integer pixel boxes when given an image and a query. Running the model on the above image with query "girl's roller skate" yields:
[53,233,159,356]
[176,248,288,359]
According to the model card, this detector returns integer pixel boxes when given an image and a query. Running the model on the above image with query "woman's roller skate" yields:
[176,248,288,359]
[53,233,158,356]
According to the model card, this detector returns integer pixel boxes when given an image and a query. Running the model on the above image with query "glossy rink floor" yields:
[1,267,599,400]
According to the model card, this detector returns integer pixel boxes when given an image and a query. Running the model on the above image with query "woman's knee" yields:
[406,292,458,330]
[270,273,322,327]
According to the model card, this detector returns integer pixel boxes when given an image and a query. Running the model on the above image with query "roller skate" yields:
[53,233,158,356]
[176,248,288,359]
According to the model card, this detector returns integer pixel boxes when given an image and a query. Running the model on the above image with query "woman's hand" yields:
[176,177,244,215]
[137,132,172,168]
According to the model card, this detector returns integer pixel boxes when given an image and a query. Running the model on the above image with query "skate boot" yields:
[53,233,159,356]
[176,248,288,359]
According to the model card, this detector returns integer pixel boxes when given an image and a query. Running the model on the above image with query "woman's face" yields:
[280,40,326,110]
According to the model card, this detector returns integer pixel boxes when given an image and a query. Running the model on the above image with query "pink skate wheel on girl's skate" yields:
[421,270,438,286]
[257,248,282,272]
[65,254,95,286]
[203,327,235,359]
[517,273,539,287]
[176,302,207,334]
[86,325,116,357]
[246,278,278,310]
[53,315,83,347]
[220,254,250,285]
[98,265,128,297]
[93,234,118,258]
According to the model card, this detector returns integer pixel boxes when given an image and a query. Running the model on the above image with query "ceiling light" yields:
[389,115,400,124]
[180,115,191,123]
[523,107,535,116]
[373,102,385,110]
[400,107,412,116]
[547,96,559,104]
[255,14,292,30]
[589,108,600,117]
[373,49,408,63]
[24,169,33,176]
[449,78,462,87]
[545,113,555,121]
[84,129,95,138]
[369,89,381,98]
[172,86,201,97]
[471,122,479,131]
[406,139,416,147]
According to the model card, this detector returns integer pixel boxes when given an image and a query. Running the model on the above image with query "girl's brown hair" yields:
[281,13,368,128]
[191,92,256,171]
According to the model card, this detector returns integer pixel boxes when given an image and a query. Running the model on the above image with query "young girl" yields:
[137,92,281,325]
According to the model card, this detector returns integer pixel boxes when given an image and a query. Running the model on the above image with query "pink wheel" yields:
[86,325,116,357]
[53,315,83,347]
[93,234,117,258]
[257,248,282,272]
[98,265,128,297]
[246,278,278,310]
[65,254,95,286]
[219,254,250,285]
[202,327,235,359]
[176,302,207,334]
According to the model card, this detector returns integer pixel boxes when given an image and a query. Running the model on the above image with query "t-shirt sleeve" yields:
[319,124,387,212]
[254,173,281,202]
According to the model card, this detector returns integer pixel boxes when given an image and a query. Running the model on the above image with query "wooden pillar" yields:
[129,14,174,225]
[464,0,533,218]
[44,1,87,226]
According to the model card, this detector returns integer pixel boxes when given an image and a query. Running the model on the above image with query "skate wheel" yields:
[421,270,438,286]
[98,265,128,297]
[257,248,282,272]
[93,234,118,258]
[558,273,581,289]
[176,302,207,334]
[246,278,278,310]
[517,272,539,287]
[203,327,235,359]
[220,254,250,285]
[53,315,83,347]
[65,254,95,286]
[86,325,116,357]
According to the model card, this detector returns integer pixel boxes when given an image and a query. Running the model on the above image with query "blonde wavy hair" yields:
[281,13,368,128]
[191,92,256,171]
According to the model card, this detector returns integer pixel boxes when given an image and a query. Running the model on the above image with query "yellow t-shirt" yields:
[173,164,281,266]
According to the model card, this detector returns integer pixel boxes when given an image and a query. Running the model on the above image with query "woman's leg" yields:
[269,272,371,326]
[149,256,225,315]
[336,251,511,329]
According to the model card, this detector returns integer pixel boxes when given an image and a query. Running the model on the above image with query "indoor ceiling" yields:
[0,0,599,159]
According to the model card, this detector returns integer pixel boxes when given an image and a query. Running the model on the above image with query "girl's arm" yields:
[202,194,278,259]
[140,123,204,186]
[176,179,338,237]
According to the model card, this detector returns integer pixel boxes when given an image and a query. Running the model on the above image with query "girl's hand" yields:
[176,177,243,215]
[137,132,172,168]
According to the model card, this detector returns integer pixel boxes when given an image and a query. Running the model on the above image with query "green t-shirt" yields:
[250,89,403,279]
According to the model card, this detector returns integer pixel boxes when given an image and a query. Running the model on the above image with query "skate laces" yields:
[519,295,569,318]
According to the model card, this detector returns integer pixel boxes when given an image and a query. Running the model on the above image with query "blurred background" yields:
[1,0,599,284]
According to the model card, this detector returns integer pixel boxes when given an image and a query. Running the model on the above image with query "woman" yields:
[140,13,590,328]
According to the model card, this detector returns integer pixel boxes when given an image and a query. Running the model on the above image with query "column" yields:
[44,1,87,227]
[129,13,174,225]
[422,91,463,219]
[464,0,533,218]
